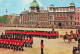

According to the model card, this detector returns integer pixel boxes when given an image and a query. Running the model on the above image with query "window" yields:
[71,22,72,25]
[75,22,76,25]
[66,22,68,25]
[78,17,79,20]
[77,22,79,25]
[78,13,79,15]
[75,17,76,20]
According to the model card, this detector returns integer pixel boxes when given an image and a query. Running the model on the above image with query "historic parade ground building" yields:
[19,0,80,28]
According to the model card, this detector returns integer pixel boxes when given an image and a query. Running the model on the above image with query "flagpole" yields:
[61,0,62,7]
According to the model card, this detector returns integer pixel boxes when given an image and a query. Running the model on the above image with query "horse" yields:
[63,34,77,43]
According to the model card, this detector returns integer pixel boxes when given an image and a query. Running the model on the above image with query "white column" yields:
[73,7,74,11]
[69,7,70,11]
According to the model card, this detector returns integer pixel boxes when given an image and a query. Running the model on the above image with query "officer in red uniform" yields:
[41,40,44,54]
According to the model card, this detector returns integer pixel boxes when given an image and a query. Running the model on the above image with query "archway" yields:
[58,23,61,27]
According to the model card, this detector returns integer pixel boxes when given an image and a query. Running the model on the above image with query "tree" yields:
[0,16,9,24]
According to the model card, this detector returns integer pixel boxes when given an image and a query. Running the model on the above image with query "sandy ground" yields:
[0,27,78,54]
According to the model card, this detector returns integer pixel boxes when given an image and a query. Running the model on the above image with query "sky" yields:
[0,0,80,16]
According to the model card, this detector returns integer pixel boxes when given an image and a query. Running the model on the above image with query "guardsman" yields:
[10,39,12,49]
[70,30,73,39]
[31,36,33,44]
[13,39,16,51]
[41,40,44,54]
[22,37,26,47]
[16,40,19,51]
[1,39,3,48]
[1,33,3,39]
[25,36,28,47]
[8,39,10,49]
[20,40,23,51]
[5,39,8,48]
[52,27,54,32]
[3,38,6,48]
[29,36,32,48]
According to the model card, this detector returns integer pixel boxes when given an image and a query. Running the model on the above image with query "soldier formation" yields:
[0,32,33,51]
[5,29,59,39]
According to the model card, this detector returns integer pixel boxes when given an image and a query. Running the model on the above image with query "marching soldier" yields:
[25,36,28,47]
[41,40,44,54]
[1,33,3,39]
[52,27,54,32]
[19,40,23,51]
[31,36,33,44]
[29,36,32,48]
[70,30,73,39]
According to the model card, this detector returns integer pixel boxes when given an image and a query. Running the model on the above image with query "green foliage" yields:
[0,16,9,24]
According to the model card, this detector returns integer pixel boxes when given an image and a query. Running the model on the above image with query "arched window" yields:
[75,22,76,25]
[71,22,72,25]
[78,17,79,20]
[75,17,76,20]
[77,22,79,25]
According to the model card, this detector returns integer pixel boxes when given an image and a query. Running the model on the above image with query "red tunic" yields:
[20,41,23,46]
[22,38,26,42]
[29,39,32,43]
[66,33,68,36]
[17,41,20,46]
[25,39,28,43]
[41,43,44,49]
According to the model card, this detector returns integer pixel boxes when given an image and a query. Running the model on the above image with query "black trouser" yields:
[21,46,23,51]
[8,44,10,49]
[30,43,32,48]
[14,45,16,51]
[26,43,28,47]
[41,48,43,54]
[0,43,2,48]
[16,46,19,51]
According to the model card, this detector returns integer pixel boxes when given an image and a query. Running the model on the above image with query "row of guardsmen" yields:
[0,33,33,51]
